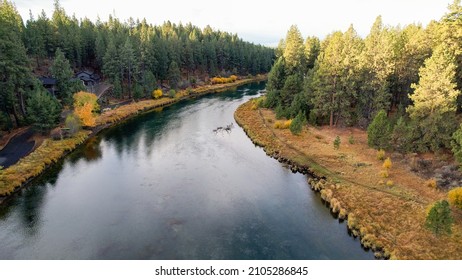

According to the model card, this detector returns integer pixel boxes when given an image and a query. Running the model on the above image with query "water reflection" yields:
[0,82,374,259]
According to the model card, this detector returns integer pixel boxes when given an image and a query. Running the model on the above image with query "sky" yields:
[14,0,452,46]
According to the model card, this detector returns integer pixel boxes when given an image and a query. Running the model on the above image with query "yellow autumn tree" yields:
[152,89,163,99]
[73,91,98,127]
[74,103,96,127]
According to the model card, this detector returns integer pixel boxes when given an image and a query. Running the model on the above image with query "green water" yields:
[0,82,374,259]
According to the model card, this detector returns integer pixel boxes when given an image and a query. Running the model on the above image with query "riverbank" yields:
[234,100,462,259]
[0,75,266,201]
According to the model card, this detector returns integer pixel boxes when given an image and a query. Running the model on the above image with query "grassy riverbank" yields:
[0,75,266,199]
[235,100,462,259]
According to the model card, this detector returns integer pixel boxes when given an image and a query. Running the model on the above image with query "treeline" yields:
[0,0,274,131]
[263,0,462,157]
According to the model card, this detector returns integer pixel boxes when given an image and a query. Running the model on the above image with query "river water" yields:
[0,82,373,259]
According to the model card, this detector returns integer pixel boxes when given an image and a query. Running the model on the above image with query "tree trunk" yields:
[18,91,26,118]
[330,93,334,127]
[11,107,20,128]
[128,62,132,99]
[330,78,337,127]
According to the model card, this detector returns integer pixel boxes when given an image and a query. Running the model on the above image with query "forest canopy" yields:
[0,0,274,131]
[263,0,462,156]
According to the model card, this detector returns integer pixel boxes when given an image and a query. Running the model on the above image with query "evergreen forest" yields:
[263,0,462,160]
[0,0,274,131]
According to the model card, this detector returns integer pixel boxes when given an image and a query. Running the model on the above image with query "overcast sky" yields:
[14,0,452,46]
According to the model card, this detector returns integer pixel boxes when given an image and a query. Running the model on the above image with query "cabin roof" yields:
[39,77,57,85]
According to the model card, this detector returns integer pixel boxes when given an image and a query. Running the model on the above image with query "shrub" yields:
[376,149,386,161]
[448,187,462,209]
[290,112,306,135]
[169,89,176,98]
[383,157,392,170]
[65,113,81,136]
[425,200,453,236]
[379,170,389,178]
[425,178,437,189]
[348,135,355,144]
[274,121,283,129]
[152,89,163,99]
[274,120,291,129]
[391,116,411,153]
[333,136,341,150]
[367,110,392,149]
[386,180,394,187]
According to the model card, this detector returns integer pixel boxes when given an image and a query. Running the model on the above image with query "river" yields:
[0,82,374,259]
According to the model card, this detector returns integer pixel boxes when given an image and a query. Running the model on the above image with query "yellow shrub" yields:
[211,76,238,84]
[380,170,389,178]
[283,120,292,129]
[274,121,283,129]
[274,120,291,129]
[152,89,163,99]
[425,178,437,189]
[386,180,394,187]
[448,187,462,209]
[377,149,385,161]
[383,157,392,169]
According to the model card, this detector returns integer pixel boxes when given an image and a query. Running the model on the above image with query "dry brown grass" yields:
[0,131,89,196]
[235,100,462,259]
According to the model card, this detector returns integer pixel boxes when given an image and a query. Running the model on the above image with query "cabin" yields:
[39,77,57,95]
[75,70,100,86]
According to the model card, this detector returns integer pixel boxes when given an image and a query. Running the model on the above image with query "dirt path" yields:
[0,128,35,168]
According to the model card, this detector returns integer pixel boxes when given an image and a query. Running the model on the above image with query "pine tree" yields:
[167,61,181,89]
[304,36,320,70]
[0,0,32,127]
[359,16,394,120]
[367,110,392,149]
[266,57,286,92]
[120,37,137,99]
[407,45,460,119]
[282,25,306,75]
[51,48,75,105]
[26,88,61,132]
[102,37,120,83]
[425,200,453,236]
[289,111,306,135]
[391,117,411,153]
[407,45,460,151]
[310,27,362,126]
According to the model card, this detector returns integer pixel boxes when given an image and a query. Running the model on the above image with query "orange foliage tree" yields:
[74,103,95,127]
[73,91,99,127]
